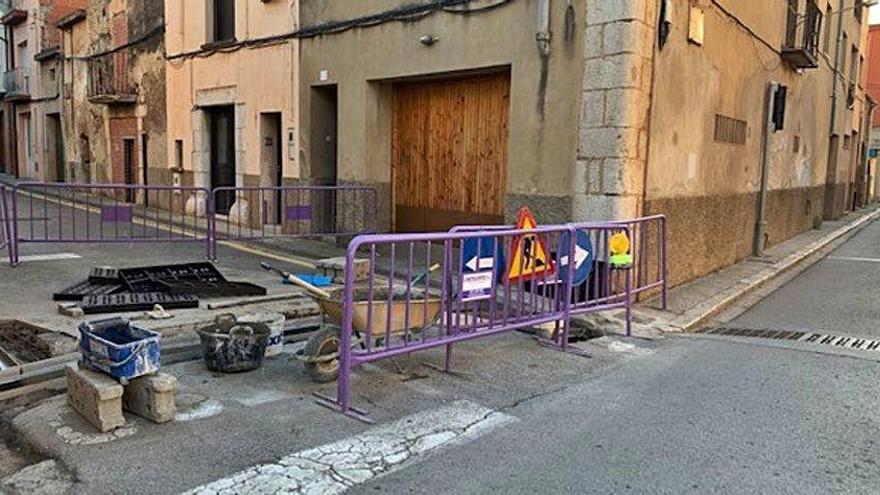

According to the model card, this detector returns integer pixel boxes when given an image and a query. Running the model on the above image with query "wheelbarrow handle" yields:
[286,273,334,300]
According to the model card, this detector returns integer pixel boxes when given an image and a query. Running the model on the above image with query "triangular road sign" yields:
[506,207,556,283]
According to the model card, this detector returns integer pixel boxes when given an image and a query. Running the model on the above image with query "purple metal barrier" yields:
[210,185,378,255]
[0,185,10,266]
[317,223,637,422]
[10,182,212,265]
[610,215,668,308]
[566,222,634,336]
[451,214,668,308]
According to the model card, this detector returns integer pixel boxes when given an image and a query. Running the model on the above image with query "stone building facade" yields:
[56,0,165,191]
[1,0,84,181]
[299,0,872,286]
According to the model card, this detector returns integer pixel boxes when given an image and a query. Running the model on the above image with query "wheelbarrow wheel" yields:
[303,326,342,383]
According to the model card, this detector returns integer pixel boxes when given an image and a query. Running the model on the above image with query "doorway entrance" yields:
[209,106,237,215]
[47,113,64,182]
[391,71,510,232]
[311,85,338,233]
[260,112,283,225]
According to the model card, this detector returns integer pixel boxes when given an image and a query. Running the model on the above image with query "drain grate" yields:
[699,327,880,351]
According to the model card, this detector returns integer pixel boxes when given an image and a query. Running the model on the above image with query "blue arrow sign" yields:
[462,236,505,274]
[557,229,594,286]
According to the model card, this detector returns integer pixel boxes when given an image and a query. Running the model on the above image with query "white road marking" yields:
[827,256,880,264]
[0,253,81,264]
[607,340,655,357]
[182,400,515,495]
[175,400,225,422]
[234,390,291,407]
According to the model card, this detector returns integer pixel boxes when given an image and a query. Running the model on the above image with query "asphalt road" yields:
[5,186,880,494]
[354,219,880,495]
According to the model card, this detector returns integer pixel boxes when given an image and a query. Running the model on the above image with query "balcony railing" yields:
[3,67,31,101]
[0,0,27,26]
[782,1,821,69]
[87,50,136,104]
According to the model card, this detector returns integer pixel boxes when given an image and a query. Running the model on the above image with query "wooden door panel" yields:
[392,72,510,232]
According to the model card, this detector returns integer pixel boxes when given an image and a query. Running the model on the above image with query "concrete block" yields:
[602,159,645,195]
[578,127,641,160]
[57,303,84,317]
[580,90,606,129]
[316,257,370,283]
[66,365,125,433]
[583,54,642,91]
[603,21,651,56]
[604,88,646,128]
[123,373,178,424]
[35,332,78,357]
[585,25,604,59]
[571,193,641,222]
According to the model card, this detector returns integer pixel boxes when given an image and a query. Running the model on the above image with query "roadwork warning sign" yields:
[506,207,556,283]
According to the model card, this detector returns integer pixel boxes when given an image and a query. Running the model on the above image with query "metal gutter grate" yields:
[698,327,880,351]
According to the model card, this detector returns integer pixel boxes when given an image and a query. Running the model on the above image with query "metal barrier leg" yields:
[10,194,19,267]
[314,362,373,424]
[625,268,634,337]
[444,343,454,372]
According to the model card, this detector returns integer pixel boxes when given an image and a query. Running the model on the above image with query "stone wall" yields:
[575,0,655,222]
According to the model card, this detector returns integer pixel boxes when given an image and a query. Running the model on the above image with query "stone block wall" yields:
[575,0,656,222]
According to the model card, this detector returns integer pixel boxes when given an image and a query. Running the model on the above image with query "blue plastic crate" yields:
[78,317,161,382]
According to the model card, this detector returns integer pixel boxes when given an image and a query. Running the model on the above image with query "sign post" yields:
[558,229,594,286]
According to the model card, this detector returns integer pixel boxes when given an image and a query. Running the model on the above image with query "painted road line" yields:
[0,253,81,264]
[14,189,317,269]
[826,256,880,264]
[182,400,515,495]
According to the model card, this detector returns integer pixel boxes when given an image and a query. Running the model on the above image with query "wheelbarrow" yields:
[301,290,444,382]
[260,261,444,382]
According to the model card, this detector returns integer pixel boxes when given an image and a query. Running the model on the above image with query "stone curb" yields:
[672,206,880,332]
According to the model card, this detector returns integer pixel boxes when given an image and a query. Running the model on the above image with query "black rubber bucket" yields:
[197,314,271,373]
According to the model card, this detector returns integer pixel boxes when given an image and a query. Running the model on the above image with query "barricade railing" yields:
[10,182,212,265]
[317,223,636,421]
[0,185,10,265]
[450,214,668,308]
[211,185,378,249]
[610,215,668,308]
[8,182,380,265]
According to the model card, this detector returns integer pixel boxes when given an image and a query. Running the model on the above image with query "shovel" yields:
[260,262,333,300]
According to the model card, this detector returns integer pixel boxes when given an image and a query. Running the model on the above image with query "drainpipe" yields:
[829,0,845,138]
[754,82,778,257]
[535,0,551,118]
[536,0,550,53]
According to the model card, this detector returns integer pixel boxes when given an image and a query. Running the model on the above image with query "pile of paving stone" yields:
[53,263,266,314]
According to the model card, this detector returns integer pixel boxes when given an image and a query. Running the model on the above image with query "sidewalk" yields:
[608,204,880,336]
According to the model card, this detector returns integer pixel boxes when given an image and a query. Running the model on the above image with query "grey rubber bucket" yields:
[197,314,271,373]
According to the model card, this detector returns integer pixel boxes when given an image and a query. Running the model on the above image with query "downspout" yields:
[535,0,550,119]
[754,82,778,257]
[829,0,845,144]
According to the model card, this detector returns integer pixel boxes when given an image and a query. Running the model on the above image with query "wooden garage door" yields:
[392,72,510,232]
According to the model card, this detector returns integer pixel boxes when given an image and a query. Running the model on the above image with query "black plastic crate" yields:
[54,279,126,302]
[80,293,200,314]
[119,262,227,294]
[160,280,267,298]
[89,267,121,282]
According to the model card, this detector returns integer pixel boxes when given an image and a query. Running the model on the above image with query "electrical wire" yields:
[65,24,165,62]
[165,0,514,62]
